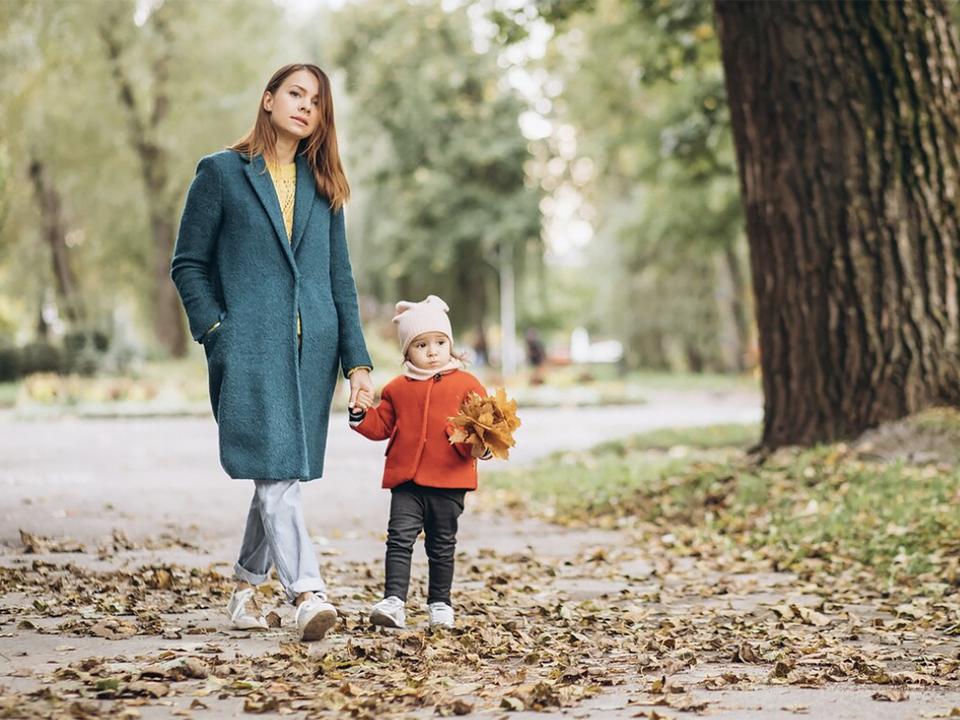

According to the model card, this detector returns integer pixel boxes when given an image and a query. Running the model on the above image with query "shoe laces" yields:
[379,596,405,612]
[296,595,330,621]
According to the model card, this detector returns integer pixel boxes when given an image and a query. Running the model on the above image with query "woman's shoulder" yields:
[197,149,246,171]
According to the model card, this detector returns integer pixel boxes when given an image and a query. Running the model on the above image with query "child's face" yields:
[263,69,321,145]
[407,332,452,371]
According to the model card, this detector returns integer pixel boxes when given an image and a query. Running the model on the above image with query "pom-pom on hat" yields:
[393,295,453,356]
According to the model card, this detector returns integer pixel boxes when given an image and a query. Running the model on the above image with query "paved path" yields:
[5,390,960,718]
[0,389,762,558]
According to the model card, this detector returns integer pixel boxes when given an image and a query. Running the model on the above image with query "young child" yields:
[349,295,490,629]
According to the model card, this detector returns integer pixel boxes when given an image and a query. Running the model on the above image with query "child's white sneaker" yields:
[226,587,268,631]
[295,596,338,641]
[427,602,455,629]
[369,596,406,629]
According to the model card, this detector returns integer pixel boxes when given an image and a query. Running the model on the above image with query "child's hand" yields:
[353,387,375,411]
[470,443,490,459]
[348,369,374,410]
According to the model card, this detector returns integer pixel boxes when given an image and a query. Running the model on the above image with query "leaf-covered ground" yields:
[6,412,960,718]
[4,537,960,720]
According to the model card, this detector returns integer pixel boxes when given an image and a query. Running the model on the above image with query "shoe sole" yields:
[369,609,405,629]
[230,620,268,631]
[300,608,337,642]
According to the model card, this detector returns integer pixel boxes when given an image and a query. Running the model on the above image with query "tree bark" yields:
[715,0,960,448]
[100,7,187,357]
[28,159,84,325]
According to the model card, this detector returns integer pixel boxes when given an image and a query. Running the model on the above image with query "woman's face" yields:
[406,332,452,371]
[263,69,321,145]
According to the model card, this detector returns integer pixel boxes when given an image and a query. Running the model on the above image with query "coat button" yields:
[434,373,442,380]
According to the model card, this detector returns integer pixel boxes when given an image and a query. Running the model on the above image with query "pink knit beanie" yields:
[393,295,453,357]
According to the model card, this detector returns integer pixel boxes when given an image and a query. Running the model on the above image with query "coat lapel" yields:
[243,155,297,273]
[290,155,316,254]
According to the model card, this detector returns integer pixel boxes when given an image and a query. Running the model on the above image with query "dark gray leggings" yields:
[384,482,466,606]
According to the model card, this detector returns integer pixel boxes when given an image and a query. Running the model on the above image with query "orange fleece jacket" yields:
[352,370,487,490]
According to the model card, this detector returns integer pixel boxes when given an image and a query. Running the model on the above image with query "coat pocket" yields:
[203,317,228,420]
[202,316,228,359]
[384,429,398,457]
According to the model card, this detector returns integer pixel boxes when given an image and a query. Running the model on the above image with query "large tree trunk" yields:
[715,0,960,448]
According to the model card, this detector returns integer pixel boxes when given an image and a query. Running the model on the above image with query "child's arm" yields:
[349,389,396,441]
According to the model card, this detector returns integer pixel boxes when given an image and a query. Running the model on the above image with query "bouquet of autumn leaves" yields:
[448,388,521,460]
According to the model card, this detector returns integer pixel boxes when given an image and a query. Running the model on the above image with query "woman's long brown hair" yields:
[231,63,350,212]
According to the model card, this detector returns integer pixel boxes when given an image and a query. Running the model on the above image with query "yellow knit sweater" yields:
[267,161,297,241]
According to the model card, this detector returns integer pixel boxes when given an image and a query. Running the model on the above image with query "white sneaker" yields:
[295,596,338,641]
[226,587,268,631]
[369,596,406,629]
[427,602,455,629]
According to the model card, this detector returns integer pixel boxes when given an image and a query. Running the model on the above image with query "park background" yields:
[0,0,761,417]
[8,1,960,719]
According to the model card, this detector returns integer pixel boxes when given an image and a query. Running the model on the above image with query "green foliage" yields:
[538,0,751,371]
[0,339,20,382]
[489,414,960,584]
[0,0,287,346]
[62,329,111,376]
[19,341,62,375]
[328,1,541,333]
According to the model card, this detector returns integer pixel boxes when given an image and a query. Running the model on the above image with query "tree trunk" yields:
[458,247,489,364]
[28,159,84,325]
[715,0,960,448]
[100,7,187,357]
[152,212,185,356]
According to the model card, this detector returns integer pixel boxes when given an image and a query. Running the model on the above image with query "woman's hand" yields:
[348,369,374,410]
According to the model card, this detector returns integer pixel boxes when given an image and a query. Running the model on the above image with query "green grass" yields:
[626,369,761,393]
[0,381,18,408]
[589,422,760,454]
[488,423,758,523]
[487,416,960,586]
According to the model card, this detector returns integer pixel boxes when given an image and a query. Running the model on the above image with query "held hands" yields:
[348,369,375,411]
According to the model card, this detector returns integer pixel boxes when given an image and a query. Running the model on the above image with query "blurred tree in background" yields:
[534,0,750,373]
[328,0,542,355]
[0,0,750,376]
[0,0,285,358]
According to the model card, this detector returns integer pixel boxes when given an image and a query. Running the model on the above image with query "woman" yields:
[171,63,374,641]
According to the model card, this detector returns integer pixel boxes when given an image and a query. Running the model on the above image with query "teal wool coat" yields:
[171,150,372,481]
